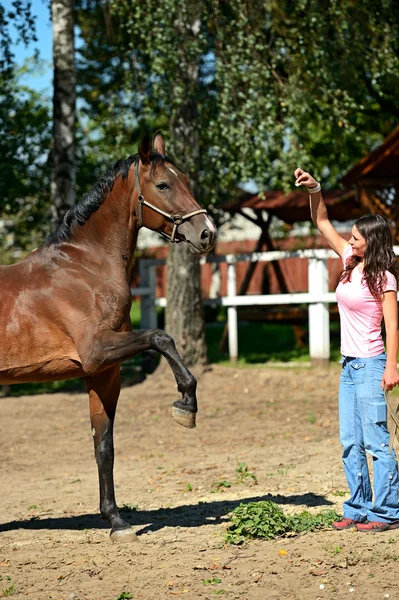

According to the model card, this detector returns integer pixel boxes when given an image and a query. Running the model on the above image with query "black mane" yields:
[44,151,173,246]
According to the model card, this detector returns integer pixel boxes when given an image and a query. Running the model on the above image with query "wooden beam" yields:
[359,178,399,187]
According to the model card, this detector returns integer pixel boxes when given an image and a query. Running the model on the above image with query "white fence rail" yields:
[132,247,399,365]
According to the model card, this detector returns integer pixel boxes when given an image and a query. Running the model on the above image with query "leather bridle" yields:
[134,160,208,243]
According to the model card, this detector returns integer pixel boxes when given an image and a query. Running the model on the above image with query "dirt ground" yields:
[1,363,399,600]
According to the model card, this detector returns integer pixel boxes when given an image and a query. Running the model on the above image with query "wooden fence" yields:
[132,248,399,365]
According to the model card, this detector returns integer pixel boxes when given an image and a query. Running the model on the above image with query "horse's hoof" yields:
[110,527,139,543]
[171,406,196,429]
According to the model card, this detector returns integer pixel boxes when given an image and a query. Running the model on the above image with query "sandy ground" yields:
[1,364,399,600]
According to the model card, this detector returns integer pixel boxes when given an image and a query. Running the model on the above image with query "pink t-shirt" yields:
[335,245,397,357]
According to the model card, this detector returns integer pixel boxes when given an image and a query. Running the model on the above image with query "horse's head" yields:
[133,133,217,254]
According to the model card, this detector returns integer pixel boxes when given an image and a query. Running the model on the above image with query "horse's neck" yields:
[72,174,140,277]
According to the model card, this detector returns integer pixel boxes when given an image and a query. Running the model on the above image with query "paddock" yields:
[0,365,398,600]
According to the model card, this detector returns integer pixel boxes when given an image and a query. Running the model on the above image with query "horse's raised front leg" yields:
[85,366,137,542]
[84,329,197,428]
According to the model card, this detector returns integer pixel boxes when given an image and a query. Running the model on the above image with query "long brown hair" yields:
[340,214,398,299]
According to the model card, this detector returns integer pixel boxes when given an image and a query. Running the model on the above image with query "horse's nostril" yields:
[200,229,210,242]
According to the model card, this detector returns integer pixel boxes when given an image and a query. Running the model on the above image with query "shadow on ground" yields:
[0,492,333,535]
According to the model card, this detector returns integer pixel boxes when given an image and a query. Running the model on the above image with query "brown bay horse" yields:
[0,132,217,541]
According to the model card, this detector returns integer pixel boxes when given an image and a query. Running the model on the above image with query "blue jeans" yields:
[339,353,399,523]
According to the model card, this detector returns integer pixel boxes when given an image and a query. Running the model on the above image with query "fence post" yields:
[308,256,330,366]
[139,261,157,330]
[227,257,238,363]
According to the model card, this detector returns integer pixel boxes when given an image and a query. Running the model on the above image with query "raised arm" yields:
[294,168,349,258]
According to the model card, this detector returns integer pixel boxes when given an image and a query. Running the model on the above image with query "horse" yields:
[0,132,217,542]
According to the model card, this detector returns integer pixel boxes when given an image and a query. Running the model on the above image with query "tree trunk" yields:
[165,242,207,365]
[164,14,208,367]
[50,0,76,226]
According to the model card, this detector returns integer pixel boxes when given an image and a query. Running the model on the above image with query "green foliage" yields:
[288,509,341,534]
[102,0,399,202]
[235,459,258,485]
[114,594,132,600]
[202,578,222,585]
[119,504,138,513]
[0,575,16,598]
[211,480,232,491]
[0,64,52,259]
[0,0,37,79]
[225,500,340,544]
[225,501,289,544]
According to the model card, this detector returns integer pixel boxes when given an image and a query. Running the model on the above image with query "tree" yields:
[51,0,76,226]
[0,2,52,261]
[164,5,209,365]
[0,71,52,262]
[0,0,37,82]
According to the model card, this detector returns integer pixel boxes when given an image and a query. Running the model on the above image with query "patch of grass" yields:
[0,579,16,598]
[235,459,257,485]
[119,504,138,513]
[202,578,222,585]
[211,480,232,492]
[327,545,342,556]
[225,500,340,544]
[306,413,317,424]
[115,593,132,600]
[184,483,193,492]
[276,465,295,476]
[332,490,348,497]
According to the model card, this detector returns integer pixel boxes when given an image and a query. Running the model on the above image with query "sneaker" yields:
[332,518,358,530]
[356,521,393,532]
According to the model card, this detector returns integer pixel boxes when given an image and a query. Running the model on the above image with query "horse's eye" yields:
[156,182,169,191]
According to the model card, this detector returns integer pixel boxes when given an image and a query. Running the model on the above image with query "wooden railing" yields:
[132,247,399,365]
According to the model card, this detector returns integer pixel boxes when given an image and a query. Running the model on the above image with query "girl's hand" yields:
[381,367,399,392]
[294,168,319,189]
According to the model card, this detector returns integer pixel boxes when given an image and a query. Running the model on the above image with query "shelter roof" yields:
[224,188,361,224]
[340,125,399,187]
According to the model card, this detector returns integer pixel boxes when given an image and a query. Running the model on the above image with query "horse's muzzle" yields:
[183,215,217,254]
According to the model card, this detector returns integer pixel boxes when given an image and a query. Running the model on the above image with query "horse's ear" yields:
[152,130,165,155]
[138,134,152,165]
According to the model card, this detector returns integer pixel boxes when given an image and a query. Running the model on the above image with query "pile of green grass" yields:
[225,500,340,544]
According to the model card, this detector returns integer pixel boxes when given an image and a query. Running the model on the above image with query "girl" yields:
[295,167,399,532]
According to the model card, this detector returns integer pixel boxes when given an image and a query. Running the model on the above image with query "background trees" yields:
[0,1,51,261]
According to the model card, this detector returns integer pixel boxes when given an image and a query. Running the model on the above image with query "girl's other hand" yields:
[382,367,399,392]
[294,168,318,189]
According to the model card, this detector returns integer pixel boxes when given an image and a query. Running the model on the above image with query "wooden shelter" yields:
[340,126,399,242]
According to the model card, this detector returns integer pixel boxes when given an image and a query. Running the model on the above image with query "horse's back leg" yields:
[85,366,137,542]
